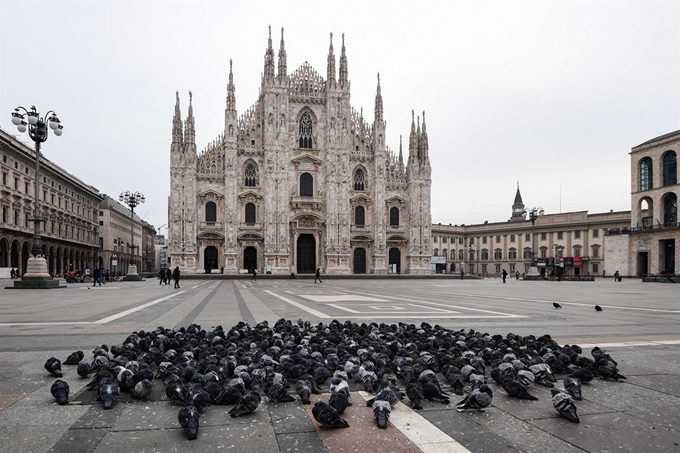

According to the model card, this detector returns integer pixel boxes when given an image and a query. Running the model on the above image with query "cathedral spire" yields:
[264,25,275,79]
[326,32,336,85]
[277,27,287,77]
[416,114,421,160]
[408,110,416,167]
[511,182,527,221]
[339,33,348,87]
[226,59,236,112]
[185,91,196,146]
[374,72,383,122]
[398,134,404,171]
[172,91,183,146]
[421,110,428,161]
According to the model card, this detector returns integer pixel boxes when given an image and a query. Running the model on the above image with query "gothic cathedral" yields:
[168,28,432,275]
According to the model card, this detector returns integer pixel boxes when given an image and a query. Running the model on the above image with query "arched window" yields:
[389,207,399,226]
[442,250,447,259]
[353,168,365,191]
[459,250,464,260]
[300,172,313,197]
[355,206,365,226]
[662,151,677,186]
[205,202,217,223]
[299,113,313,148]
[245,203,256,224]
[640,157,653,191]
[664,193,677,226]
[244,162,258,187]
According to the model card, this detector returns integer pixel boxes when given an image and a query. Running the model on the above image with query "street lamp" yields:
[119,191,145,280]
[9,106,63,289]
[526,207,544,276]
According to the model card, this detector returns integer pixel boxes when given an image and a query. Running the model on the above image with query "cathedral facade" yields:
[168,28,432,275]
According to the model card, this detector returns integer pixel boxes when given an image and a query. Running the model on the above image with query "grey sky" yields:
[2,0,679,234]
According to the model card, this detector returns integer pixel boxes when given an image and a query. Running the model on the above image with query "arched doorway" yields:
[204,246,218,273]
[353,248,366,274]
[11,240,20,268]
[388,248,401,274]
[244,246,257,272]
[297,234,316,274]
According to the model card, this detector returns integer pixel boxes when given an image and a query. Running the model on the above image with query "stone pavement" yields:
[0,277,679,453]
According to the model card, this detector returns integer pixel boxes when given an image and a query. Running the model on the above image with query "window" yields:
[495,265,500,273]
[299,172,314,197]
[510,235,515,242]
[662,151,677,186]
[525,233,530,241]
[442,237,447,243]
[299,113,313,148]
[557,232,563,240]
[664,193,677,226]
[14,177,19,190]
[459,238,463,244]
[540,248,547,258]
[355,206,365,226]
[574,231,581,239]
[509,249,517,260]
[244,162,257,187]
[481,249,489,260]
[496,235,501,243]
[494,250,502,260]
[205,202,217,223]
[99,210,103,216]
[14,210,19,225]
[434,236,438,243]
[389,207,399,226]
[245,203,256,224]
[592,245,600,258]
[353,168,365,191]
[592,229,599,238]
[2,172,6,185]
[482,237,487,244]
[593,263,599,274]
[639,157,652,191]
[2,207,7,223]
[442,250,447,259]
[541,232,546,240]
[433,249,439,256]
[459,250,464,260]
[574,246,582,257]
[510,264,515,273]
[99,221,103,226]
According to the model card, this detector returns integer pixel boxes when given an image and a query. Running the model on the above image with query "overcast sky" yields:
[1,0,679,233]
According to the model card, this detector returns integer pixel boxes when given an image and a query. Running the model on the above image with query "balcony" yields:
[608,221,680,235]
[199,221,223,230]
[290,196,324,210]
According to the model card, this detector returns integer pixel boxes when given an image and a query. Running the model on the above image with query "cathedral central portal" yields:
[296,234,316,274]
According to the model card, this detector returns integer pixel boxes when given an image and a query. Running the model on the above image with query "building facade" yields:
[431,185,631,277]
[0,128,102,276]
[96,195,156,275]
[609,130,678,276]
[168,28,432,274]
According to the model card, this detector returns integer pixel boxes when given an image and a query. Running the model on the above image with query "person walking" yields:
[92,267,102,286]
[10,268,16,280]
[105,269,110,283]
[460,269,465,280]
[159,268,165,285]
[501,269,508,283]
[515,270,520,280]
[166,268,172,285]
[172,266,181,288]
[314,267,322,283]
[251,268,257,281]
[614,270,620,282]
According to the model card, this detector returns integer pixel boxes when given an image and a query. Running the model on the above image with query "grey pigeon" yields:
[178,405,200,440]
[516,370,535,387]
[44,357,63,377]
[64,351,84,365]
[563,376,582,400]
[312,401,349,428]
[571,368,594,384]
[295,379,312,404]
[405,381,424,409]
[77,363,91,378]
[456,384,493,411]
[596,358,626,381]
[366,387,401,407]
[502,379,539,400]
[50,379,70,405]
[165,381,187,405]
[215,385,244,405]
[267,382,295,403]
[229,391,261,418]
[551,389,579,423]
[329,390,351,414]
[373,399,391,429]
[98,378,120,410]
[133,379,152,401]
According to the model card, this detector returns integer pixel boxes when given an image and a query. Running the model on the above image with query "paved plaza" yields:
[0,277,679,453]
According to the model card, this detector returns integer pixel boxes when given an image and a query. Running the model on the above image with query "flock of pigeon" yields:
[43,318,626,440]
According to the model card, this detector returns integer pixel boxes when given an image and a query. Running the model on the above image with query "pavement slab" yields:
[0,394,23,411]
[0,425,69,453]
[625,374,680,398]
[268,400,318,434]
[0,405,90,427]
[276,432,328,453]
[47,428,108,453]
[529,412,680,453]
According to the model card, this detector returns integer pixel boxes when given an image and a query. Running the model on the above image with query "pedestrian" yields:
[92,267,101,286]
[549,269,556,282]
[173,266,181,288]
[159,268,165,285]
[501,269,508,283]
[166,268,172,285]
[614,270,620,282]
[105,270,110,282]
[10,268,16,279]
[460,269,465,280]
[100,268,106,285]
[314,267,322,283]
[515,270,520,280]
[251,268,257,281]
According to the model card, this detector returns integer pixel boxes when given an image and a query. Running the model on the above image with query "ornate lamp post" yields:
[9,106,63,289]
[527,207,544,276]
[119,191,145,280]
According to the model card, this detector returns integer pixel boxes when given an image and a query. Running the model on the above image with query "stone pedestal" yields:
[523,265,543,281]
[123,264,143,281]
[7,256,63,289]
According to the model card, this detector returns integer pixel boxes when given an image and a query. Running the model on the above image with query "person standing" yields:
[614,270,620,282]
[105,269,110,283]
[92,267,101,286]
[314,267,322,283]
[501,269,508,283]
[460,269,465,280]
[173,266,181,288]
[515,270,520,280]
[166,268,172,285]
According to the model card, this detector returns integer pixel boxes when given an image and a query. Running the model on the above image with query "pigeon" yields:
[77,363,91,378]
[595,305,603,312]
[571,368,594,383]
[312,401,349,429]
[98,378,120,410]
[44,357,63,377]
[132,379,152,401]
[372,400,391,429]
[563,376,582,400]
[215,385,245,405]
[592,347,618,366]
[64,351,84,365]
[187,386,211,412]
[419,374,450,404]
[266,382,296,403]
[516,370,535,388]
[551,389,579,423]
[529,364,556,387]
[50,379,70,405]
[502,379,539,401]
[329,390,351,414]
[456,384,493,411]
[229,391,261,418]
[405,381,425,410]
[553,302,562,309]
[165,381,187,405]
[178,405,200,440]
[596,358,626,381]
[295,379,312,405]
[366,386,401,407]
